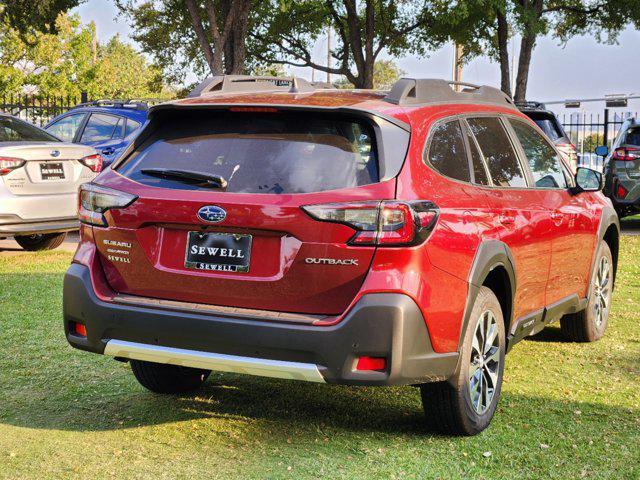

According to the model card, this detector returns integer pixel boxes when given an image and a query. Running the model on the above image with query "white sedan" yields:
[0,114,101,251]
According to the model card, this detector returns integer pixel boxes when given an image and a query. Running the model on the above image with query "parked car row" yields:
[0,101,147,250]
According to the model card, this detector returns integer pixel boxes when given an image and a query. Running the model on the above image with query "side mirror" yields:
[574,167,603,192]
[595,145,609,157]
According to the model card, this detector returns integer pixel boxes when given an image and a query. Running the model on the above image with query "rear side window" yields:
[125,119,141,137]
[426,120,470,183]
[80,113,122,142]
[463,122,489,185]
[46,113,85,142]
[117,111,378,194]
[509,119,567,189]
[468,117,527,188]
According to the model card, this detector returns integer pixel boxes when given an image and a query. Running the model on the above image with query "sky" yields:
[76,0,640,115]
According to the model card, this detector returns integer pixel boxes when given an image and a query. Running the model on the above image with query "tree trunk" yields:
[496,8,511,97]
[185,0,219,75]
[513,0,543,102]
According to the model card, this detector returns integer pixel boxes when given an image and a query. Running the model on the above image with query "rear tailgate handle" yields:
[102,147,115,155]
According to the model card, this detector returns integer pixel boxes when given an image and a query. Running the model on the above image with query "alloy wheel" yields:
[468,310,501,415]
[593,255,611,327]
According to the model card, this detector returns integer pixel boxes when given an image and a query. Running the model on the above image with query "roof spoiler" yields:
[384,78,515,108]
[187,75,316,97]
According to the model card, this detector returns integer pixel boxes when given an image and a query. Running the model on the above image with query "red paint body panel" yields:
[78,94,609,355]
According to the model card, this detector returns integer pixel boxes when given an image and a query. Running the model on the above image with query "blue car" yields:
[45,100,148,167]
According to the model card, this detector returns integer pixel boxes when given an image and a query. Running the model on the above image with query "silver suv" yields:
[0,114,101,250]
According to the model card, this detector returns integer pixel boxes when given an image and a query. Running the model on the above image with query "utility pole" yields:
[326,27,331,84]
[452,43,463,90]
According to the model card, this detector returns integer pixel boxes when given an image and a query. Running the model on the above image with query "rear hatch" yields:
[92,107,408,315]
[1,142,97,195]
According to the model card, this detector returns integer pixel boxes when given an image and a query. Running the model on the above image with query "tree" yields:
[117,0,258,83]
[0,0,83,34]
[333,59,406,89]
[0,13,166,98]
[460,0,640,101]
[253,1,459,89]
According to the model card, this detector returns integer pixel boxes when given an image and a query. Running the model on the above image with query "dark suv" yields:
[516,101,578,172]
[63,76,619,436]
[599,118,640,218]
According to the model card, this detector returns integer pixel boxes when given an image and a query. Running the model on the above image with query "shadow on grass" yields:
[0,366,636,437]
[525,326,566,343]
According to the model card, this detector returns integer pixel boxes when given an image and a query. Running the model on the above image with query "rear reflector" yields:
[356,356,386,371]
[302,200,438,246]
[72,322,87,337]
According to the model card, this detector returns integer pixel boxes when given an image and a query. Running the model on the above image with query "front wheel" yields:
[561,242,613,342]
[14,232,67,251]
[130,360,211,394]
[420,286,505,436]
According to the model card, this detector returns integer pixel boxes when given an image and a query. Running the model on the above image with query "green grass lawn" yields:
[0,239,638,480]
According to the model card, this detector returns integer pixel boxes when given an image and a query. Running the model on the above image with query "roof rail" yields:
[514,100,547,110]
[73,99,152,110]
[188,75,316,98]
[384,78,515,108]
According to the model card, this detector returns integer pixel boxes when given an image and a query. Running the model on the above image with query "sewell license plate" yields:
[40,162,65,180]
[185,231,252,273]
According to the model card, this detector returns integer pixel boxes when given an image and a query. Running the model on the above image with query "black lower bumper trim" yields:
[63,264,458,386]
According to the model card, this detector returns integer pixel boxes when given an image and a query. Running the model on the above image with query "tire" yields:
[561,242,613,342]
[130,360,211,394]
[420,286,506,436]
[14,232,67,251]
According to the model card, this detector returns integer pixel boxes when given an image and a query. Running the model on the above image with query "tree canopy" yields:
[0,0,83,34]
[0,13,167,98]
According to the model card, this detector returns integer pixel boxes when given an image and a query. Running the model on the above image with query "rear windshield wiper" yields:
[140,168,227,189]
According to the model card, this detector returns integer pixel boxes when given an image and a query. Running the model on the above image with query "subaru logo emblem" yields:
[50,150,60,157]
[198,205,226,223]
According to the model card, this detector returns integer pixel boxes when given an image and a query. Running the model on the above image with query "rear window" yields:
[623,127,640,146]
[117,111,378,194]
[0,116,59,142]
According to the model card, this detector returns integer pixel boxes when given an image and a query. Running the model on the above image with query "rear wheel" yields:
[420,286,505,436]
[561,242,613,342]
[130,360,211,394]
[14,232,67,251]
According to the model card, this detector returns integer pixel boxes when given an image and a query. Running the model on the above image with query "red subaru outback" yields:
[63,76,619,435]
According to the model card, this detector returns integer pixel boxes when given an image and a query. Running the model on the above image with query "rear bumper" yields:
[63,264,458,386]
[0,214,78,235]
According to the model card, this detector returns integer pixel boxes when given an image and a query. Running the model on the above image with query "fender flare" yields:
[587,204,620,298]
[457,240,517,350]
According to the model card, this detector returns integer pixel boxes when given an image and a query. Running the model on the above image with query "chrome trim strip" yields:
[103,339,326,383]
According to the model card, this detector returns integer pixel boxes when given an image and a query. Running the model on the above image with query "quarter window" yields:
[509,119,567,189]
[426,120,470,183]
[467,117,526,188]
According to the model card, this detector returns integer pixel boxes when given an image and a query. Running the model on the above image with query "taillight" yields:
[302,200,438,246]
[80,154,103,172]
[612,147,640,162]
[79,183,137,227]
[0,157,26,176]
[617,182,628,199]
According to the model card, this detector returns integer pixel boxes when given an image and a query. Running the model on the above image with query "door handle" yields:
[499,212,515,225]
[550,211,564,222]
[101,147,115,155]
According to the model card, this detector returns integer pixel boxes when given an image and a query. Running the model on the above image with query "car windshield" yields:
[117,111,379,194]
[0,116,60,142]
[623,127,640,147]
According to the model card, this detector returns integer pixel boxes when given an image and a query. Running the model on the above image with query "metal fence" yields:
[561,109,638,171]
[0,92,169,127]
